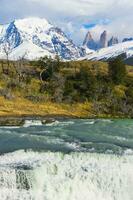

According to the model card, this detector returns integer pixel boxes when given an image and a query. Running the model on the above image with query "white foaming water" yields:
[23,120,42,127]
[0,126,20,129]
[0,151,133,200]
[83,120,95,125]
[45,120,75,127]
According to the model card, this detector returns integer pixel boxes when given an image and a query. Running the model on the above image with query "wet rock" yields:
[42,118,56,124]
[0,118,25,126]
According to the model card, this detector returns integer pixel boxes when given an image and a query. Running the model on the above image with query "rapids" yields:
[0,119,133,200]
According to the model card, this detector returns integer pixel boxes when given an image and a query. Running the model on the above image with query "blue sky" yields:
[0,0,133,44]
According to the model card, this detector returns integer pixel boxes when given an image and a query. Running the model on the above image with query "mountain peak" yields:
[99,30,108,48]
[0,17,83,60]
[83,31,98,50]
[14,17,52,34]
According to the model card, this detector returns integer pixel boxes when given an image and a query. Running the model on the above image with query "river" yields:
[0,119,133,200]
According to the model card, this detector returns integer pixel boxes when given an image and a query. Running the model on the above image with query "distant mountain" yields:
[83,30,130,50]
[84,40,133,65]
[0,18,133,64]
[0,17,84,60]
[82,30,133,65]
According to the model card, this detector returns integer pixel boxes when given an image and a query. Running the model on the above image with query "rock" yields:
[42,118,56,124]
[83,31,98,50]
[0,118,25,126]
[122,38,133,42]
[108,37,119,47]
[99,31,108,48]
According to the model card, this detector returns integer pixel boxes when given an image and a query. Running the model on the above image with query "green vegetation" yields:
[0,56,133,118]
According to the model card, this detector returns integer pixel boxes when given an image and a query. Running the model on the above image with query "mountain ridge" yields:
[0,17,83,60]
[0,17,133,63]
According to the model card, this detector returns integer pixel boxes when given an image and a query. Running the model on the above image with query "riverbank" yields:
[0,96,131,126]
[0,96,94,119]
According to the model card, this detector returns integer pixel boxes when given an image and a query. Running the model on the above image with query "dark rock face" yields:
[83,31,98,50]
[0,21,22,49]
[83,30,108,50]
[83,30,123,50]
[122,38,133,42]
[99,31,108,48]
[108,37,119,47]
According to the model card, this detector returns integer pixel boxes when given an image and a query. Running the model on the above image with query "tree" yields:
[54,55,61,72]
[3,41,12,68]
[108,57,127,84]
[49,73,65,103]
[39,56,62,82]
[15,53,28,82]
[74,66,97,101]
[39,56,54,82]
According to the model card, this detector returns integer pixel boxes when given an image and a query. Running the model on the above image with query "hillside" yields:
[0,57,133,118]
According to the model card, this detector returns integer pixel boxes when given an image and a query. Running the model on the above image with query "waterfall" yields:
[0,150,133,200]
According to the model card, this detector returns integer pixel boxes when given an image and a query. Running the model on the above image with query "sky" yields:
[0,0,133,44]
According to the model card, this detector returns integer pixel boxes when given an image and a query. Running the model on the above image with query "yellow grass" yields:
[0,97,93,118]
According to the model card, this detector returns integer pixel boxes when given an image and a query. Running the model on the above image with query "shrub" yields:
[108,57,127,84]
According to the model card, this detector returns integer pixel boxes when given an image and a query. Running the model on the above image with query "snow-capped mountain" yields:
[84,40,133,61]
[82,30,133,63]
[0,17,133,62]
[0,17,83,60]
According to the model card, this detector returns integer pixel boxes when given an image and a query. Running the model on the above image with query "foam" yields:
[23,120,42,128]
[0,151,133,200]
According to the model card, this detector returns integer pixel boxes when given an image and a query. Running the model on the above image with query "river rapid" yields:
[0,119,133,200]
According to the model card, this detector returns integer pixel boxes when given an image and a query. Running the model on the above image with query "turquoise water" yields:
[0,119,133,200]
[0,119,133,154]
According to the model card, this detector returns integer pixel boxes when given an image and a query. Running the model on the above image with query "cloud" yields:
[0,0,133,44]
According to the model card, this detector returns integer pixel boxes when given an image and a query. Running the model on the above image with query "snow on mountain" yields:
[0,17,83,60]
[108,37,119,47]
[84,40,133,61]
[10,41,54,61]
[1,17,133,62]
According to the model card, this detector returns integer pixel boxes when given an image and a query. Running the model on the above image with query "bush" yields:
[108,57,127,84]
